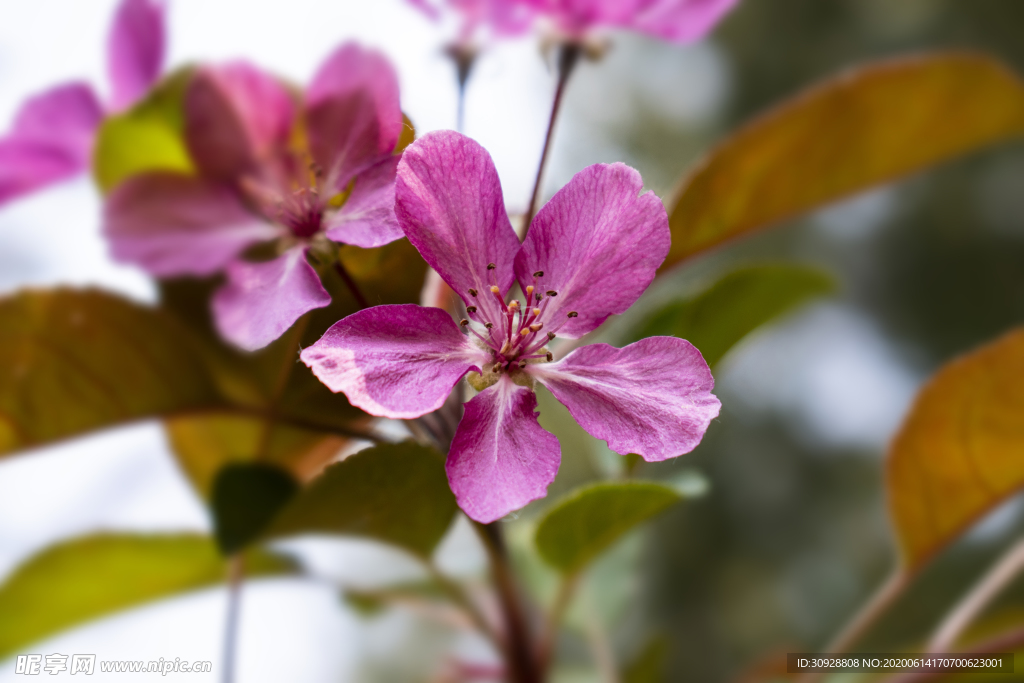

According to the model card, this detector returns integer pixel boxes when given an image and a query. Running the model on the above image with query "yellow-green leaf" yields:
[265,442,457,558]
[0,533,295,658]
[535,482,683,575]
[93,69,194,193]
[888,328,1024,571]
[165,412,347,499]
[665,52,1024,269]
[0,289,221,456]
[629,264,835,367]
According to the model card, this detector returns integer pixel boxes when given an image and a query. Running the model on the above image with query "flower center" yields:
[461,267,577,377]
[241,153,349,241]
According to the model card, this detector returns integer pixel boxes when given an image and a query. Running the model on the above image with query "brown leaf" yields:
[888,328,1024,571]
[664,52,1024,269]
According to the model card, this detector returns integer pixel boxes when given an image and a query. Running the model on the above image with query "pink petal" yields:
[528,0,735,42]
[305,92,392,194]
[185,64,294,180]
[0,83,103,205]
[301,304,487,419]
[530,337,720,462]
[447,377,561,523]
[323,156,403,249]
[107,0,166,111]
[213,247,331,352]
[307,42,403,156]
[406,0,441,20]
[627,0,738,43]
[396,131,520,324]
[104,172,281,276]
[515,162,668,339]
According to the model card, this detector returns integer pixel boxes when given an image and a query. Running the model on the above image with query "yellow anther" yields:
[526,285,534,298]
[490,285,500,294]
[529,323,543,332]
[532,308,541,316]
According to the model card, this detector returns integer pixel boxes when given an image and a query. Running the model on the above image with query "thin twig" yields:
[334,260,369,309]
[536,572,580,675]
[445,44,476,133]
[799,570,908,683]
[426,560,501,646]
[473,521,541,683]
[928,534,1024,653]
[523,43,581,236]
[884,625,1024,683]
[222,555,244,683]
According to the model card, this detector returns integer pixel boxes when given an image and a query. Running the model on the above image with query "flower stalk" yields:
[524,42,581,235]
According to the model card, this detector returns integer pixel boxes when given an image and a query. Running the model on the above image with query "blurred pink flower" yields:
[104,44,406,351]
[408,0,738,44]
[301,131,720,522]
[408,0,535,43]
[0,0,166,207]
[522,0,740,43]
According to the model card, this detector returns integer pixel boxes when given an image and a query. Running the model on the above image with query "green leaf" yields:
[535,482,683,575]
[265,441,457,559]
[664,52,1024,269]
[0,533,295,658]
[631,264,835,367]
[93,68,195,194]
[0,289,221,456]
[888,328,1024,571]
[212,463,300,554]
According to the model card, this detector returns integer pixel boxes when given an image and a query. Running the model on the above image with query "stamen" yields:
[468,288,478,297]
[546,352,553,362]
[533,271,544,277]
[532,308,541,316]
[546,290,558,297]
[547,332,556,340]
[519,329,529,336]
[467,306,477,313]
[490,286,500,294]
[567,311,578,318]
[535,293,542,302]
[529,323,543,332]
[485,322,494,329]
[486,263,496,270]
[460,319,469,327]
[525,285,534,299]
[508,300,520,312]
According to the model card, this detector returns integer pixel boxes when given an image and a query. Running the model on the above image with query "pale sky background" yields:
[0,1,926,681]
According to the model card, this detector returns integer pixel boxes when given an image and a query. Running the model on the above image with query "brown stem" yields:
[222,555,244,683]
[474,521,541,683]
[798,570,908,683]
[426,560,500,646]
[536,573,579,675]
[928,534,1024,653]
[334,260,369,309]
[445,43,477,133]
[883,625,1024,683]
[523,42,581,236]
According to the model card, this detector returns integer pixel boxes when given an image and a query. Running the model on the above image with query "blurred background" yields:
[2,0,1024,681]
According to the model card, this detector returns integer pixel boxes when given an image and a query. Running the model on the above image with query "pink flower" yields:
[0,0,166,206]
[103,44,406,351]
[301,131,720,523]
[408,0,738,45]
[521,0,740,43]
[408,0,535,43]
